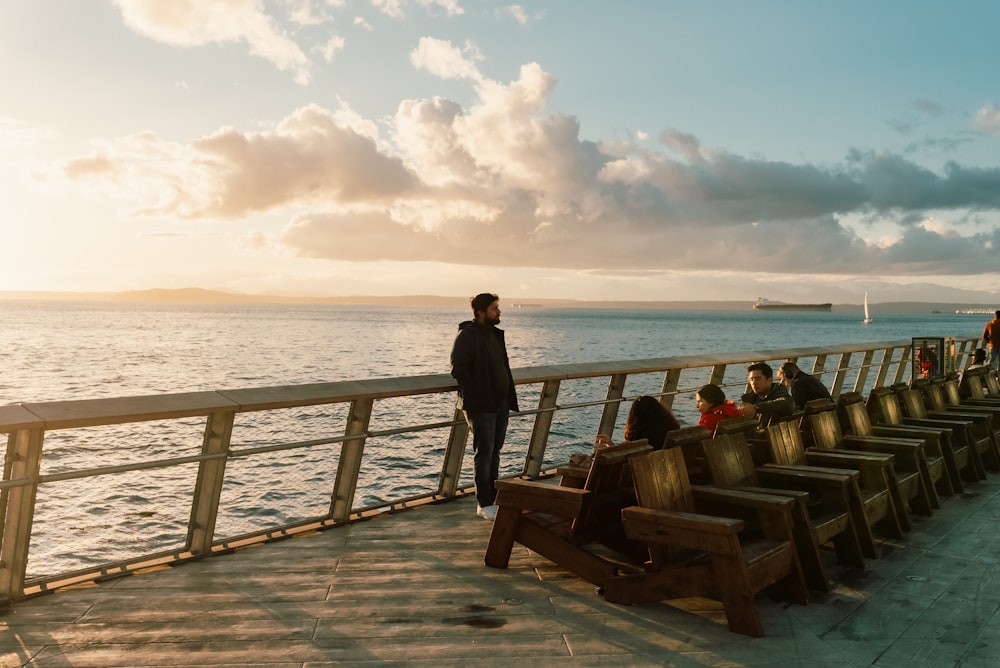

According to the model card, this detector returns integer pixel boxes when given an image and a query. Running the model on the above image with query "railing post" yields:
[831,352,851,397]
[438,407,470,497]
[187,410,235,556]
[597,374,627,439]
[709,364,727,386]
[524,379,562,477]
[853,349,875,394]
[0,427,45,602]
[330,398,373,522]
[895,344,913,384]
[809,355,828,375]
[873,347,895,388]
[660,368,682,411]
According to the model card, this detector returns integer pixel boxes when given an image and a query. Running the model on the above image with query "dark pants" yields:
[469,408,509,508]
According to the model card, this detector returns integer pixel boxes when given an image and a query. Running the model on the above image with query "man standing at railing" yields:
[983,310,1000,370]
[451,293,519,521]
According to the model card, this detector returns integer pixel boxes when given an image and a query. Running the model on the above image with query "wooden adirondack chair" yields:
[889,382,987,481]
[969,366,1000,398]
[959,367,1000,403]
[606,447,808,637]
[838,391,948,504]
[485,440,653,585]
[866,386,974,492]
[698,431,866,592]
[714,415,768,463]
[801,399,932,524]
[764,421,891,551]
[934,375,1000,472]
[662,425,713,483]
[912,378,1000,477]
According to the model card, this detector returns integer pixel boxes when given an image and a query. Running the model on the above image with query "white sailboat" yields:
[863,291,873,324]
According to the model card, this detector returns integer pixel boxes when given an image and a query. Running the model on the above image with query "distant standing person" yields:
[450,293,519,521]
[778,361,832,410]
[740,362,794,426]
[983,310,1000,370]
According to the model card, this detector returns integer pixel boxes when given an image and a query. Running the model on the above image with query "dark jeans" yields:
[469,409,509,508]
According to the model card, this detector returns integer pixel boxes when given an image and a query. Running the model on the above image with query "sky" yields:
[3,1,1000,304]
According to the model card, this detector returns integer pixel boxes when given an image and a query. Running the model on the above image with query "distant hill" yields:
[0,288,996,314]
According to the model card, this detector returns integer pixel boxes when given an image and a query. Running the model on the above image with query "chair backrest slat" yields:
[804,408,843,450]
[701,433,759,487]
[630,447,694,514]
[585,439,651,493]
[766,421,807,466]
[838,392,875,436]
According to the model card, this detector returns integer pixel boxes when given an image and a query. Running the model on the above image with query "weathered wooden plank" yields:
[23,392,238,428]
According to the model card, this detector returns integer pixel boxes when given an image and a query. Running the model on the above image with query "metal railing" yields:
[0,337,978,603]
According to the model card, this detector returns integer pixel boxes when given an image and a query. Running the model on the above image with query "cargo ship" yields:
[753,297,832,311]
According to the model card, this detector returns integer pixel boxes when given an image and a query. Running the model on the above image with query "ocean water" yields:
[0,300,985,403]
[0,300,986,577]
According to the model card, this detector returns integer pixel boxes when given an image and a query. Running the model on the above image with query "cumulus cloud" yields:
[503,5,530,25]
[316,35,346,62]
[372,0,464,18]
[60,53,1000,278]
[410,37,482,80]
[112,0,312,84]
[975,104,1000,135]
[62,105,417,218]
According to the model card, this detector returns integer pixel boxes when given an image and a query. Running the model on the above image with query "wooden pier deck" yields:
[3,477,1000,667]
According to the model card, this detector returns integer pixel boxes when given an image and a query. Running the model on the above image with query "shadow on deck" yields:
[3,476,1000,667]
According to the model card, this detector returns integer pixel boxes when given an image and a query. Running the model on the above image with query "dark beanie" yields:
[697,383,727,407]
[470,293,499,314]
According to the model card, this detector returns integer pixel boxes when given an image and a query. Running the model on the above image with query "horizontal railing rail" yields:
[0,337,978,603]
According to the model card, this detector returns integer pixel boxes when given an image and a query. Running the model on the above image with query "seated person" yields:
[595,395,680,451]
[740,362,794,426]
[695,383,741,433]
[958,348,988,383]
[778,361,832,410]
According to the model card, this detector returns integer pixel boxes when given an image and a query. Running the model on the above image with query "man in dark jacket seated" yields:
[740,361,794,427]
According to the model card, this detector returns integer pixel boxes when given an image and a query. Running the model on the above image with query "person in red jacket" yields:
[695,383,741,434]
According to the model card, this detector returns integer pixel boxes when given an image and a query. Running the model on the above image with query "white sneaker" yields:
[476,504,499,520]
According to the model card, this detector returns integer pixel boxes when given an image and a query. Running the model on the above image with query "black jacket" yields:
[789,372,832,409]
[743,383,794,424]
[450,321,519,413]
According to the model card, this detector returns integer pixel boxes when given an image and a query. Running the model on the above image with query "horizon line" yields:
[0,287,997,311]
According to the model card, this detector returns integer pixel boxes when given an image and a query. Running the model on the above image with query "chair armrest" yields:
[839,436,924,469]
[621,505,742,556]
[905,416,973,429]
[803,450,890,489]
[758,463,858,486]
[929,410,993,433]
[723,484,810,506]
[869,426,945,457]
[691,484,797,514]
[806,448,892,464]
[494,479,588,516]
